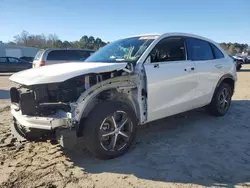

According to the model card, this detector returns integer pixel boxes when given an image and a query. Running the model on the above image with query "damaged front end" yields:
[9,67,141,141]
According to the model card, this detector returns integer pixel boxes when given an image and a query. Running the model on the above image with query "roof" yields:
[0,43,39,50]
[126,33,162,38]
[124,32,217,44]
[161,32,216,42]
[40,48,95,51]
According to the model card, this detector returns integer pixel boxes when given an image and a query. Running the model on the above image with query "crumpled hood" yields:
[9,62,127,86]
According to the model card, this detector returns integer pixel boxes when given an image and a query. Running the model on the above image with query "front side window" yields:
[186,38,214,61]
[85,36,157,64]
[8,57,22,63]
[150,38,186,63]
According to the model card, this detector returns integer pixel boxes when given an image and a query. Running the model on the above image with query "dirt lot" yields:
[0,66,250,188]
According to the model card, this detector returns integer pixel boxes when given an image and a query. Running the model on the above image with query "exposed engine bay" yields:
[10,70,126,117]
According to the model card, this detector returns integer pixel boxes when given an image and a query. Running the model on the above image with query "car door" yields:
[144,37,198,122]
[7,57,21,71]
[7,57,31,72]
[185,37,225,106]
[0,57,9,72]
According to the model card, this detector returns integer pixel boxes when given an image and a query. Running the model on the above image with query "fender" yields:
[70,75,139,124]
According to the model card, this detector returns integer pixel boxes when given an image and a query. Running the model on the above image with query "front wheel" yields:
[82,101,137,160]
[207,83,232,116]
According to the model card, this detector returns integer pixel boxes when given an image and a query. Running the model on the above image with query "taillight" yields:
[39,61,45,66]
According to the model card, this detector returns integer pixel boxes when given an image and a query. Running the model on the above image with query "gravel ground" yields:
[0,66,250,188]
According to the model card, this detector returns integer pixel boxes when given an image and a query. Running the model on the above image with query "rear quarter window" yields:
[186,38,214,61]
[211,44,224,59]
[74,50,91,60]
[0,57,7,63]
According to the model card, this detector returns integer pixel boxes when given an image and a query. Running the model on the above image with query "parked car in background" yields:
[20,56,34,62]
[32,48,95,67]
[233,54,250,64]
[0,56,32,72]
[9,33,237,159]
[230,55,243,70]
[245,55,250,63]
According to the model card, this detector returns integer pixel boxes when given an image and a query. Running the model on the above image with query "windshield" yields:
[85,36,157,63]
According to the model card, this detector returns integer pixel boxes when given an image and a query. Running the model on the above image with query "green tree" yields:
[9,31,107,50]
[79,35,89,48]
[62,41,72,48]
[53,40,63,48]
[8,42,16,45]
[95,37,103,50]
[219,42,249,55]
[87,36,95,49]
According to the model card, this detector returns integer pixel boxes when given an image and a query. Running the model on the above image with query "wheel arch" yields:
[215,74,235,94]
[81,88,139,118]
[72,77,140,137]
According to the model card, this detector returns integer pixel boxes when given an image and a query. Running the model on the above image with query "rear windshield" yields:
[34,50,44,60]
[47,50,92,61]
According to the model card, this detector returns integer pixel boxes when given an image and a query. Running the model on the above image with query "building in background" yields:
[0,44,39,58]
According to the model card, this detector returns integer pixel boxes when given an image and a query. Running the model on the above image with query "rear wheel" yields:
[82,101,137,160]
[207,83,232,116]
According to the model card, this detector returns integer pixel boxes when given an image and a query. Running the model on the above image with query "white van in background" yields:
[33,48,95,67]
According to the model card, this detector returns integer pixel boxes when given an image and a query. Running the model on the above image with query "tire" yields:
[207,82,232,116]
[236,65,242,71]
[82,100,137,160]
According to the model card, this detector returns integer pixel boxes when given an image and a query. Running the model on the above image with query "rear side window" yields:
[186,38,214,61]
[211,44,224,59]
[34,50,44,60]
[47,50,91,61]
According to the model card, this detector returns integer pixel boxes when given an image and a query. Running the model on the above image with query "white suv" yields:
[33,48,95,67]
[9,33,237,159]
